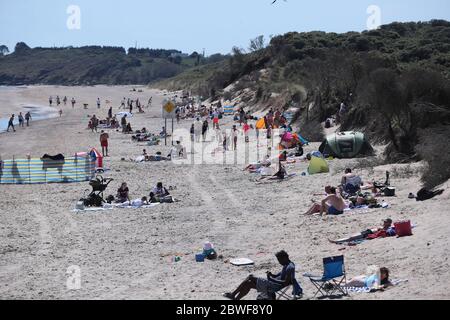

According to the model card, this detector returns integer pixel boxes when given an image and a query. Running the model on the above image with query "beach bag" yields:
[384,187,396,197]
[394,220,413,237]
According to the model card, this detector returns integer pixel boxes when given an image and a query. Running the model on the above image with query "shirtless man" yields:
[100,130,110,157]
[305,186,347,216]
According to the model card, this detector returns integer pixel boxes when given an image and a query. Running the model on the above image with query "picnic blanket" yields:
[342,279,408,293]
[73,202,160,212]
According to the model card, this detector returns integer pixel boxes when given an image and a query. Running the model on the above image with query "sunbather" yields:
[116,182,131,203]
[345,267,391,289]
[305,186,347,216]
[244,155,271,172]
[149,182,172,203]
[339,168,363,195]
[223,251,298,300]
[329,218,396,244]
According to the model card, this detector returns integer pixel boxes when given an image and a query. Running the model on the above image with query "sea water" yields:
[0,105,59,133]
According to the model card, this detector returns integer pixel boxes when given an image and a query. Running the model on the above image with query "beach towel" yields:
[73,202,160,212]
[342,279,408,293]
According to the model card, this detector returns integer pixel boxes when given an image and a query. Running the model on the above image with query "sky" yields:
[0,0,449,55]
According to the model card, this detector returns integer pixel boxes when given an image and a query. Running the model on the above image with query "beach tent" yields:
[319,131,373,159]
[308,155,330,175]
[223,106,235,114]
[256,118,267,130]
[89,148,103,169]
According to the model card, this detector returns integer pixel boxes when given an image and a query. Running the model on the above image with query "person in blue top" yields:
[223,251,302,300]
[346,267,391,289]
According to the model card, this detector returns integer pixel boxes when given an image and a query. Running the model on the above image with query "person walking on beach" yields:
[202,119,209,142]
[49,96,53,106]
[7,114,16,132]
[194,118,202,143]
[129,100,133,114]
[18,112,25,127]
[100,130,110,157]
[121,98,126,109]
[63,96,68,106]
[71,97,76,108]
[91,115,99,133]
[231,125,239,150]
[56,96,61,106]
[108,107,113,119]
[59,109,63,117]
[25,112,32,126]
[97,98,101,109]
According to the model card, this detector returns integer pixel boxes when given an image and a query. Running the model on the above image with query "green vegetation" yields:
[154,20,450,187]
[0,44,228,85]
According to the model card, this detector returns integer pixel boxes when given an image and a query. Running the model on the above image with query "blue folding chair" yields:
[303,255,348,298]
[276,279,303,300]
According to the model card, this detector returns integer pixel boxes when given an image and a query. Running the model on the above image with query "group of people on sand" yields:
[5,112,32,133]
[223,250,392,300]
[119,97,147,114]
[304,167,390,216]
[114,182,174,205]
[49,95,76,108]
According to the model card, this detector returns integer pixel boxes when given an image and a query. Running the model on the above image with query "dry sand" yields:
[0,85,449,300]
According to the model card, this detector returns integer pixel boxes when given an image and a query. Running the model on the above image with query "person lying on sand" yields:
[223,251,299,300]
[116,182,131,203]
[305,186,347,216]
[345,267,392,290]
[243,155,271,172]
[329,218,396,244]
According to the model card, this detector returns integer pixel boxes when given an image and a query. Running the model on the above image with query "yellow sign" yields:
[163,101,176,114]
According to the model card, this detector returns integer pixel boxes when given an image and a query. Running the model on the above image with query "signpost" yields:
[162,100,176,146]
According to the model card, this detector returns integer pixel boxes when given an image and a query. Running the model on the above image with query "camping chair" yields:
[303,255,348,298]
[276,279,303,300]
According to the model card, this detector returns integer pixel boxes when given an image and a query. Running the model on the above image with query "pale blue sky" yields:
[0,0,449,55]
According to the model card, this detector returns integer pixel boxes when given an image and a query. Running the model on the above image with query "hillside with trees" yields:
[155,20,450,188]
[0,43,228,85]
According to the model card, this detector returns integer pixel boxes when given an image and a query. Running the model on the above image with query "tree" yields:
[249,35,265,52]
[14,42,31,54]
[0,45,9,56]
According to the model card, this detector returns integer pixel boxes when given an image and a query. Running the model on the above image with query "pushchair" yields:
[80,175,114,207]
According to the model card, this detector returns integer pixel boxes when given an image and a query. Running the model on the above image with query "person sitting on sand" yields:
[329,218,396,244]
[125,123,133,134]
[116,182,131,203]
[149,182,171,203]
[305,186,347,216]
[223,250,300,300]
[272,161,287,180]
[142,149,150,161]
[339,168,363,195]
[345,267,391,290]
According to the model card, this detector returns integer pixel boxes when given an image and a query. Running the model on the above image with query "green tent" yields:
[319,131,374,159]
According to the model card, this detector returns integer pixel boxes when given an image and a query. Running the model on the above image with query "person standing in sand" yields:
[71,97,76,108]
[25,112,32,126]
[7,114,16,132]
[49,96,53,106]
[63,96,68,106]
[18,112,24,127]
[97,98,101,109]
[108,107,113,119]
[100,130,110,157]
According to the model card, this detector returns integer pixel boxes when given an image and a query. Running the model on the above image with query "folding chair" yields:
[303,255,348,298]
[276,279,303,300]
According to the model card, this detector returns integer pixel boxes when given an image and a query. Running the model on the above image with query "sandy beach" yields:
[0,85,449,300]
